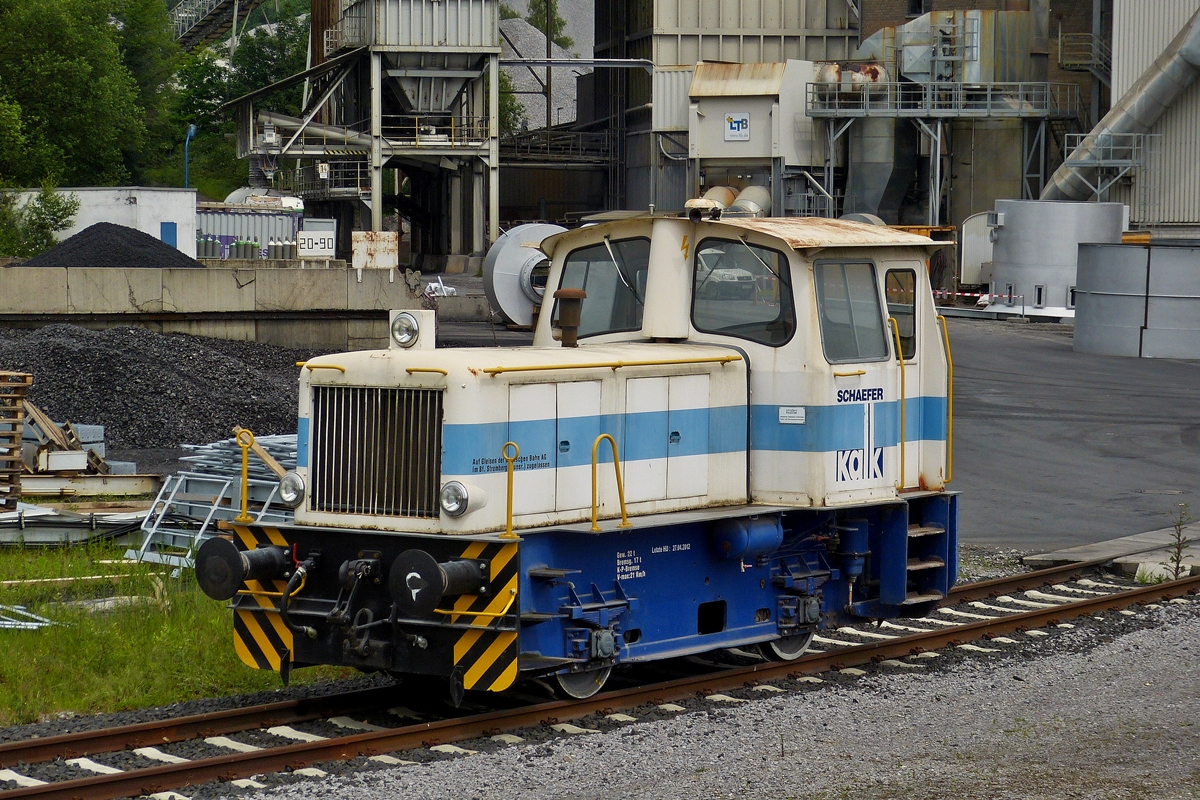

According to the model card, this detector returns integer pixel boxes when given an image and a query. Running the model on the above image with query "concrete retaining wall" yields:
[0,266,490,351]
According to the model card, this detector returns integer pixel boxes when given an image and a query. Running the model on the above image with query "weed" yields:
[1135,566,1167,585]
[0,542,354,725]
[1167,502,1192,581]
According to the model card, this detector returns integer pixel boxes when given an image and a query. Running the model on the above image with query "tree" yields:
[0,183,79,258]
[498,70,526,136]
[0,0,145,186]
[111,0,183,181]
[526,0,573,51]
[0,92,24,182]
[161,10,311,199]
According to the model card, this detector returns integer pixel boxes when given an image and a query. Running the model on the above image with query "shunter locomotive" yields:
[196,214,958,700]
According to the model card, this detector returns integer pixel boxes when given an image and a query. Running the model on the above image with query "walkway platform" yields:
[1024,523,1200,578]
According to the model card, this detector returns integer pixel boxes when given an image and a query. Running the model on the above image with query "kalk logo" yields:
[836,399,884,482]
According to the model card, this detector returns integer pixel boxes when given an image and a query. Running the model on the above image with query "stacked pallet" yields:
[0,372,32,511]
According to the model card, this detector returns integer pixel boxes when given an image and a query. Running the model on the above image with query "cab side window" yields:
[885,269,917,359]
[813,261,888,363]
[691,239,796,347]
[552,238,650,338]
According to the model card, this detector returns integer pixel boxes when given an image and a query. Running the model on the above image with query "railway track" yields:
[0,563,1195,800]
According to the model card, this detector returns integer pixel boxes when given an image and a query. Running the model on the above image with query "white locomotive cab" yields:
[292,215,949,535]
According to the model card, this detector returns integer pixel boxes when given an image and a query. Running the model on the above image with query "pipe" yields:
[1041,8,1200,201]
[729,185,772,216]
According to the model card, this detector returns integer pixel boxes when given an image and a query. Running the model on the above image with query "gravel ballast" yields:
[21,223,204,269]
[0,325,325,448]
[236,602,1200,800]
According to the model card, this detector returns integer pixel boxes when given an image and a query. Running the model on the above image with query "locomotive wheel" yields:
[554,666,612,699]
[757,631,815,662]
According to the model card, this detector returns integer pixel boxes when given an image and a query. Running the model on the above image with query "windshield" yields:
[552,238,651,338]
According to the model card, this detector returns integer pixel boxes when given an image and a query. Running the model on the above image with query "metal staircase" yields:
[1059,32,1112,88]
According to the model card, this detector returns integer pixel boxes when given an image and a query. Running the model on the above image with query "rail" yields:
[806,81,1081,119]
[3,569,1195,799]
[888,318,906,490]
[591,434,631,532]
[500,129,613,164]
[483,355,742,376]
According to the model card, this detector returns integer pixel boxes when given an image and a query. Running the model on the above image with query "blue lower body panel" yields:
[516,493,958,676]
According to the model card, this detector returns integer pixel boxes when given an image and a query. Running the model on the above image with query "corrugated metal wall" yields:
[197,211,302,248]
[1112,0,1200,225]
[367,0,499,49]
[651,0,856,65]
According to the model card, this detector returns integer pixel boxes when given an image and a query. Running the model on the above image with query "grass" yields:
[0,541,355,726]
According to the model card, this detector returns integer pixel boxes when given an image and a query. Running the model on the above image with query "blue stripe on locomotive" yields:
[439,398,947,474]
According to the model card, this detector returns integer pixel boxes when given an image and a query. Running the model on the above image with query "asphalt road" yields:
[950,318,1200,550]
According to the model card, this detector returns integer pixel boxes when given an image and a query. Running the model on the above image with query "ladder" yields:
[125,471,289,575]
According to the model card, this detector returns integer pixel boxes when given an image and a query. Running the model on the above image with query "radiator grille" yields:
[309,386,443,517]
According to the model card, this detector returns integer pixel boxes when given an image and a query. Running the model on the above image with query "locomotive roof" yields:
[708,216,935,248]
[539,216,935,258]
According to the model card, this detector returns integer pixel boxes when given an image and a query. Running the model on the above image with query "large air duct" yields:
[1041,9,1200,201]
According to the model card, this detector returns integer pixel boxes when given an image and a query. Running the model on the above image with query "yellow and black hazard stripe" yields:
[448,541,520,693]
[228,524,294,673]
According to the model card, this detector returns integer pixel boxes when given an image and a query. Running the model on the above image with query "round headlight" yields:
[390,312,420,348]
[440,481,469,517]
[278,471,306,508]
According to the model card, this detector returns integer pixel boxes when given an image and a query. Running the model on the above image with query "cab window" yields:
[691,239,796,347]
[814,261,889,363]
[885,269,917,359]
[552,238,650,338]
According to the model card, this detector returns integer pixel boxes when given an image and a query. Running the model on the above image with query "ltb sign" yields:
[724,112,750,141]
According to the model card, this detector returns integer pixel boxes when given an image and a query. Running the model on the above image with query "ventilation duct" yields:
[1041,9,1200,201]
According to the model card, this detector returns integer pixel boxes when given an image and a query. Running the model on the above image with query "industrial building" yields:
[196,0,1200,283]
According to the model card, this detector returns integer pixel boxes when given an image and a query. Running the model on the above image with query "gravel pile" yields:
[235,600,1200,800]
[0,325,327,448]
[21,223,204,269]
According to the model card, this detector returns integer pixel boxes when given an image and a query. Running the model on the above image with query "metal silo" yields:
[986,199,1125,319]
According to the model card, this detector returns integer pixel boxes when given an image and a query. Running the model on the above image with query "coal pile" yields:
[21,223,203,269]
[0,326,329,448]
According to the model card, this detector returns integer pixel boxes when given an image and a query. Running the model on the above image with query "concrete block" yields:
[257,318,347,350]
[158,319,256,341]
[347,318,388,351]
[255,268,347,311]
[437,294,491,321]
[467,256,484,276]
[445,255,468,274]
[346,269,421,311]
[162,268,256,313]
[67,268,163,313]
[0,267,68,312]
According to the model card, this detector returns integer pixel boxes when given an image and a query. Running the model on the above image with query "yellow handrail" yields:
[234,428,255,523]
[937,315,954,483]
[295,362,347,373]
[591,434,632,532]
[483,355,741,376]
[432,587,517,622]
[833,369,867,377]
[887,318,906,490]
[406,367,449,376]
[500,442,520,540]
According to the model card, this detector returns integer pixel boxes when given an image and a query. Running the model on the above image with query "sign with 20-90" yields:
[298,232,336,258]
